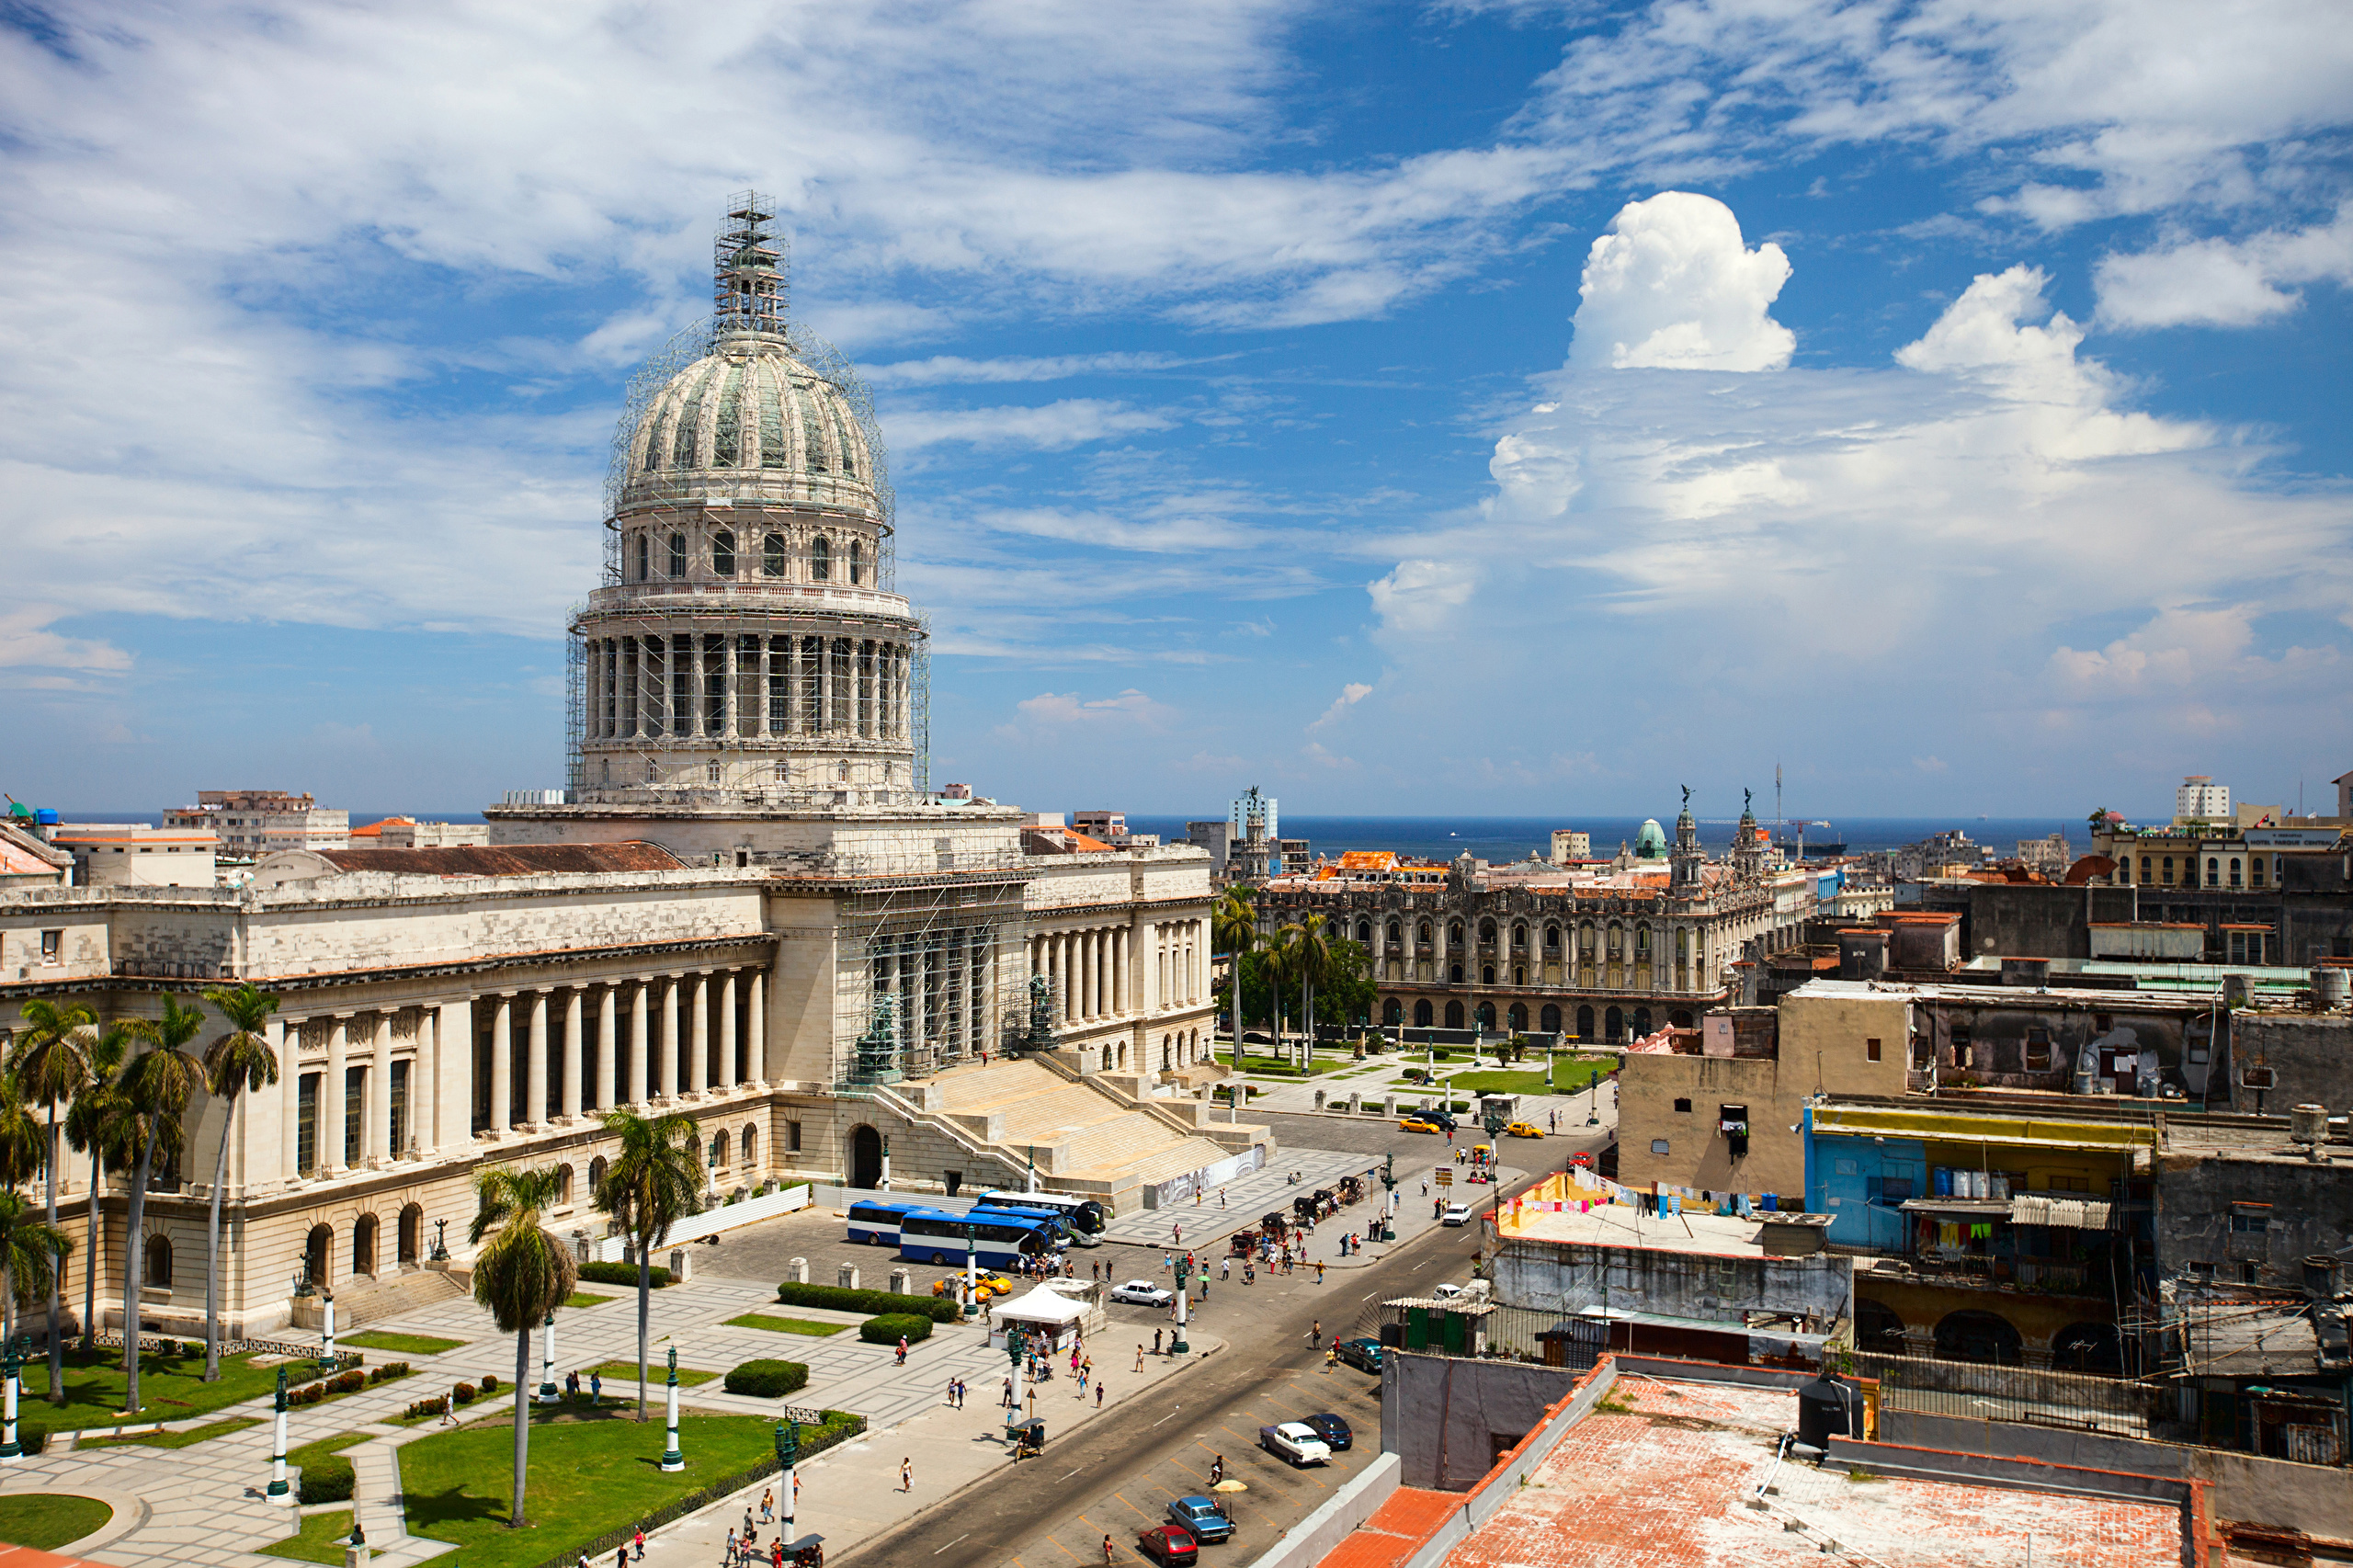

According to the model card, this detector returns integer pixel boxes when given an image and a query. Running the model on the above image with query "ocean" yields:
[1123,815,2086,863]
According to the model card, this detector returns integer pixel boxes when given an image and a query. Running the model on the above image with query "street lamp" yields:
[0,1335,24,1463]
[1171,1258,1190,1355]
[776,1419,801,1549]
[659,1346,685,1471]
[1378,1155,1396,1243]
[265,1366,291,1502]
[537,1312,560,1403]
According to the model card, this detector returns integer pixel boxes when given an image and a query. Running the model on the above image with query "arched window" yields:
[558,1165,574,1206]
[711,529,737,576]
[587,1155,608,1198]
[1544,925,1559,951]
[1604,1005,1623,1040]
[763,532,788,575]
[2206,858,2220,889]
[1382,999,1402,1026]
[1607,923,1622,956]
[1475,1002,1495,1029]
[144,1233,173,1289]
[1479,918,1496,944]
[707,761,722,786]
[1355,920,1371,944]
[1414,999,1433,1028]
[635,535,649,581]
[2251,857,2267,887]
[1482,964,1495,984]
[1448,920,1464,948]
[1444,1000,1465,1030]
[1637,926,1651,954]
[1417,922,1431,946]
[1676,928,1689,957]
[1575,1004,1594,1040]
[812,535,831,581]
[1507,1003,1527,1031]
[350,1214,377,1277]
[1579,923,1595,953]
[1633,1006,1653,1036]
[741,1125,759,1169]
[848,540,863,585]
[1387,921,1402,946]
[1540,1004,1561,1033]
[835,759,850,782]
[398,1204,423,1266]
[2119,860,2131,883]
[710,1131,727,1167]
[1510,923,1526,949]
[667,532,687,578]
[1449,963,1463,983]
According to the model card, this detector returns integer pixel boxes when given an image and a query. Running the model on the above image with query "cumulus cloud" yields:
[2094,207,2353,329]
[1007,688,1169,726]
[890,400,1179,452]
[0,608,135,675]
[1307,681,1374,732]
[1367,560,1478,635]
[1570,192,1793,371]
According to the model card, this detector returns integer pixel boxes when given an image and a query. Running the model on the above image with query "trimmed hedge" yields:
[859,1313,932,1346]
[297,1455,356,1506]
[723,1358,810,1398]
[578,1260,674,1289]
[775,1281,959,1324]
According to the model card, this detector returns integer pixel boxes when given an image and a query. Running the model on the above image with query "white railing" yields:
[584,1182,813,1263]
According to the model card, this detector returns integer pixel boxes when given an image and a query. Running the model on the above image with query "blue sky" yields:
[4,0,2348,824]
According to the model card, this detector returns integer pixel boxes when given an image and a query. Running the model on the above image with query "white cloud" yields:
[2094,207,2353,329]
[890,400,1178,452]
[1571,192,1792,372]
[0,608,134,675]
[998,688,1173,734]
[1306,681,1374,733]
[867,352,1223,387]
[1367,560,1478,635]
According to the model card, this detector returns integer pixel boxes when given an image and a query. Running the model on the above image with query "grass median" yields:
[340,1330,468,1356]
[0,1494,110,1551]
[17,1346,281,1436]
[722,1312,847,1337]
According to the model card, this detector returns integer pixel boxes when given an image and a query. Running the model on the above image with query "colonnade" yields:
[870,926,995,1066]
[586,629,913,744]
[1028,913,1207,1028]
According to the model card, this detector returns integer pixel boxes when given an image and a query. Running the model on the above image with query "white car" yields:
[1431,1281,1465,1299]
[1110,1279,1175,1307]
[1440,1202,1472,1226]
[1259,1421,1333,1467]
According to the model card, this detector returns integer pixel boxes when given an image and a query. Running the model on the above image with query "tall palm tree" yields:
[198,983,279,1382]
[0,1190,71,1347]
[469,1165,579,1530]
[1211,891,1256,1070]
[12,1000,92,1402]
[118,994,203,1414]
[591,1108,700,1421]
[64,1026,132,1354]
[0,1070,46,1346]
[1279,913,1333,1069]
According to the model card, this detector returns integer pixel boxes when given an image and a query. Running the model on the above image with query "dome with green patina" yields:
[1634,818,1668,858]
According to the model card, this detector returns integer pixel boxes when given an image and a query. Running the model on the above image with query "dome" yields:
[620,335,878,512]
[1633,818,1668,858]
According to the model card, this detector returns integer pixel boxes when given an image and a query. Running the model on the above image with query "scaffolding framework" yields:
[823,859,1029,1091]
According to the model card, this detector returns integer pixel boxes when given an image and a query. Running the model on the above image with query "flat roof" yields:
[1438,1378,2181,1568]
[1495,1192,1769,1256]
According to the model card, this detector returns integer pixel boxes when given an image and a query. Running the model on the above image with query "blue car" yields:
[1167,1495,1234,1544]
[1303,1413,1353,1451]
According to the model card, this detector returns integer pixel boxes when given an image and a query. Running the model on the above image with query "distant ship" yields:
[1774,822,1846,859]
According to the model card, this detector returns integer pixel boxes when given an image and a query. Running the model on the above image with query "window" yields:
[708,761,722,786]
[297,1073,318,1175]
[1480,919,1496,944]
[763,532,787,575]
[667,532,687,578]
[39,930,61,964]
[2139,856,2152,883]
[2230,1211,2268,1234]
[1388,921,1402,946]
[1482,964,1495,983]
[1673,1097,1692,1113]
[1834,1158,1859,1176]
[2206,858,2220,889]
[144,1234,173,1289]
[1510,924,1526,949]
[389,1060,409,1153]
[1650,1139,1670,1155]
[712,529,737,576]
[1417,921,1431,946]
[787,1119,803,1153]
[2119,859,2131,883]
[812,535,831,580]
[2228,857,2242,889]
[634,535,649,580]
[1544,926,1559,951]
[1637,926,1651,954]
[2251,857,2267,888]
[2162,857,2175,885]
[2024,1027,2051,1071]
[1865,1037,1882,1062]
[848,539,862,585]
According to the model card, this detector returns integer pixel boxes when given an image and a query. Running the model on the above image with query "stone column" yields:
[526,991,550,1130]
[1130,911,1152,1021]
[756,638,772,737]
[271,1017,296,1185]
[322,1016,348,1173]
[688,973,710,1096]
[719,972,738,1090]
[436,1000,471,1153]
[367,1012,392,1165]
[722,631,738,738]
[596,987,618,1112]
[746,971,766,1085]
[490,995,514,1134]
[659,977,679,1100]
[629,982,651,1105]
[562,989,584,1121]
[1079,930,1096,1019]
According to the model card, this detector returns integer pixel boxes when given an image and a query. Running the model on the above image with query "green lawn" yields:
[260,1508,376,1563]
[0,1494,110,1551]
[583,1359,718,1387]
[341,1331,467,1356]
[16,1346,283,1436]
[722,1312,847,1337]
[76,1415,261,1450]
[401,1411,782,1568]
[1442,1058,1613,1096]
[563,1292,615,1309]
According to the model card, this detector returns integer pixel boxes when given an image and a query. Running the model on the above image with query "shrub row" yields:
[578,1260,674,1289]
[774,1281,959,1324]
[298,1455,356,1506]
[722,1358,809,1398]
[859,1313,932,1346]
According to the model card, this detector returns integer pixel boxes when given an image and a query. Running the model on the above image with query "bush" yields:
[452,1382,476,1405]
[859,1313,932,1346]
[577,1259,675,1289]
[481,1373,500,1392]
[297,1457,355,1506]
[775,1281,960,1324]
[365,1360,411,1384]
[724,1358,810,1398]
[402,1395,446,1420]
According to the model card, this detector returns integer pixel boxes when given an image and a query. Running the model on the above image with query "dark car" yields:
[1426,1109,1458,1132]
[1334,1336,1382,1373]
[1167,1496,1234,1544]
[1303,1413,1354,1451]
[1136,1525,1199,1566]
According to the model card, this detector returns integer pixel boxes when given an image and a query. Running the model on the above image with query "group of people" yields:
[716,1485,804,1566]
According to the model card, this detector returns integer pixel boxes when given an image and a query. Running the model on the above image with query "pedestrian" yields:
[565,1369,581,1401]
[1097,1382,1105,1408]
[1104,1534,1116,1565]
[958,1377,968,1407]
[1326,1346,1337,1372]
[1210,1454,1223,1485]
[1004,1375,1014,1408]
[440,1388,456,1425]
[615,1548,628,1568]
[726,1527,740,1565]
[1135,1343,1145,1371]
[1173,1221,1182,1245]
[902,1457,913,1493]
[770,1540,783,1568]
[590,1370,603,1407]
[1221,1256,1230,1280]
[1220,1188,1228,1209]
[1315,1260,1325,1282]
[1421,1179,1428,1197]
[761,1487,774,1523]
[745,1506,755,1541]
[1311,1320,1322,1348]
[896,1335,909,1366]
[1154,1328,1162,1355]
[633,1528,646,1562]
[947,1378,958,1406]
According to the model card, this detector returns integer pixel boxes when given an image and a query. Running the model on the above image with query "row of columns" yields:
[268,1008,442,1183]
[1350,915,1709,995]
[1029,914,1207,1028]
[587,630,912,744]
[872,928,995,1066]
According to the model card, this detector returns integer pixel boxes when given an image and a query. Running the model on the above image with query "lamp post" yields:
[963,1222,979,1320]
[1005,1323,1028,1433]
[658,1346,684,1471]
[1379,1154,1397,1243]
[537,1312,560,1403]
[776,1419,801,1549]
[266,1367,292,1503]
[431,1218,449,1262]
[0,1336,22,1463]
[1586,1068,1601,1127]
[879,1134,892,1192]
[1171,1259,1190,1355]
[318,1289,337,1374]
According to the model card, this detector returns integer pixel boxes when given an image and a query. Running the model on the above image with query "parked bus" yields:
[977,1188,1108,1237]
[898,1209,1055,1268]
[845,1199,922,1247]
[969,1204,1074,1250]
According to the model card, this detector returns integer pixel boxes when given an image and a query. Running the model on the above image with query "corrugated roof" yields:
[312,844,683,876]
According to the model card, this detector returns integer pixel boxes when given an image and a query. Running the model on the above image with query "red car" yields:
[1136,1525,1199,1565]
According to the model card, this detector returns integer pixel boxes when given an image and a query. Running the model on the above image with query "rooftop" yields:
[1495,1184,1770,1256]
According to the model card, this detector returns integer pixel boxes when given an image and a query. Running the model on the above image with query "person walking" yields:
[726,1527,741,1565]
[1310,1321,1322,1348]
[1135,1343,1145,1371]
[590,1369,603,1407]
[1096,1382,1106,1409]
[633,1528,646,1562]
[1210,1453,1224,1485]
[896,1335,910,1366]
[1003,1374,1015,1408]
[947,1377,958,1406]
[1315,1259,1325,1282]
[1103,1534,1116,1565]
[615,1548,629,1568]
[1325,1346,1337,1372]
[760,1487,774,1524]
[901,1456,913,1493]
[1153,1328,1162,1355]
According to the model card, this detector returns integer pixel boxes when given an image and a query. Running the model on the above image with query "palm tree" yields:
[64,1026,132,1354]
[0,1190,71,1348]
[0,1070,46,1346]
[198,983,280,1382]
[1263,937,1296,1066]
[1211,891,1256,1070]
[11,1000,92,1402]
[1279,913,1333,1069]
[469,1165,579,1530]
[591,1108,700,1421]
[118,994,204,1414]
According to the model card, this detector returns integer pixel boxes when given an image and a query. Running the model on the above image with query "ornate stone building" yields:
[1256,800,1793,1042]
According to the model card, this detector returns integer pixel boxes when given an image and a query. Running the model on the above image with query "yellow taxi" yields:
[1398,1116,1443,1134]
[933,1271,1014,1300]
[1504,1120,1545,1139]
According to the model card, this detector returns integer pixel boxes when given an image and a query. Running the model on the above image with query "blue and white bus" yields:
[898,1209,1055,1268]
[976,1188,1108,1238]
[846,1199,921,1247]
